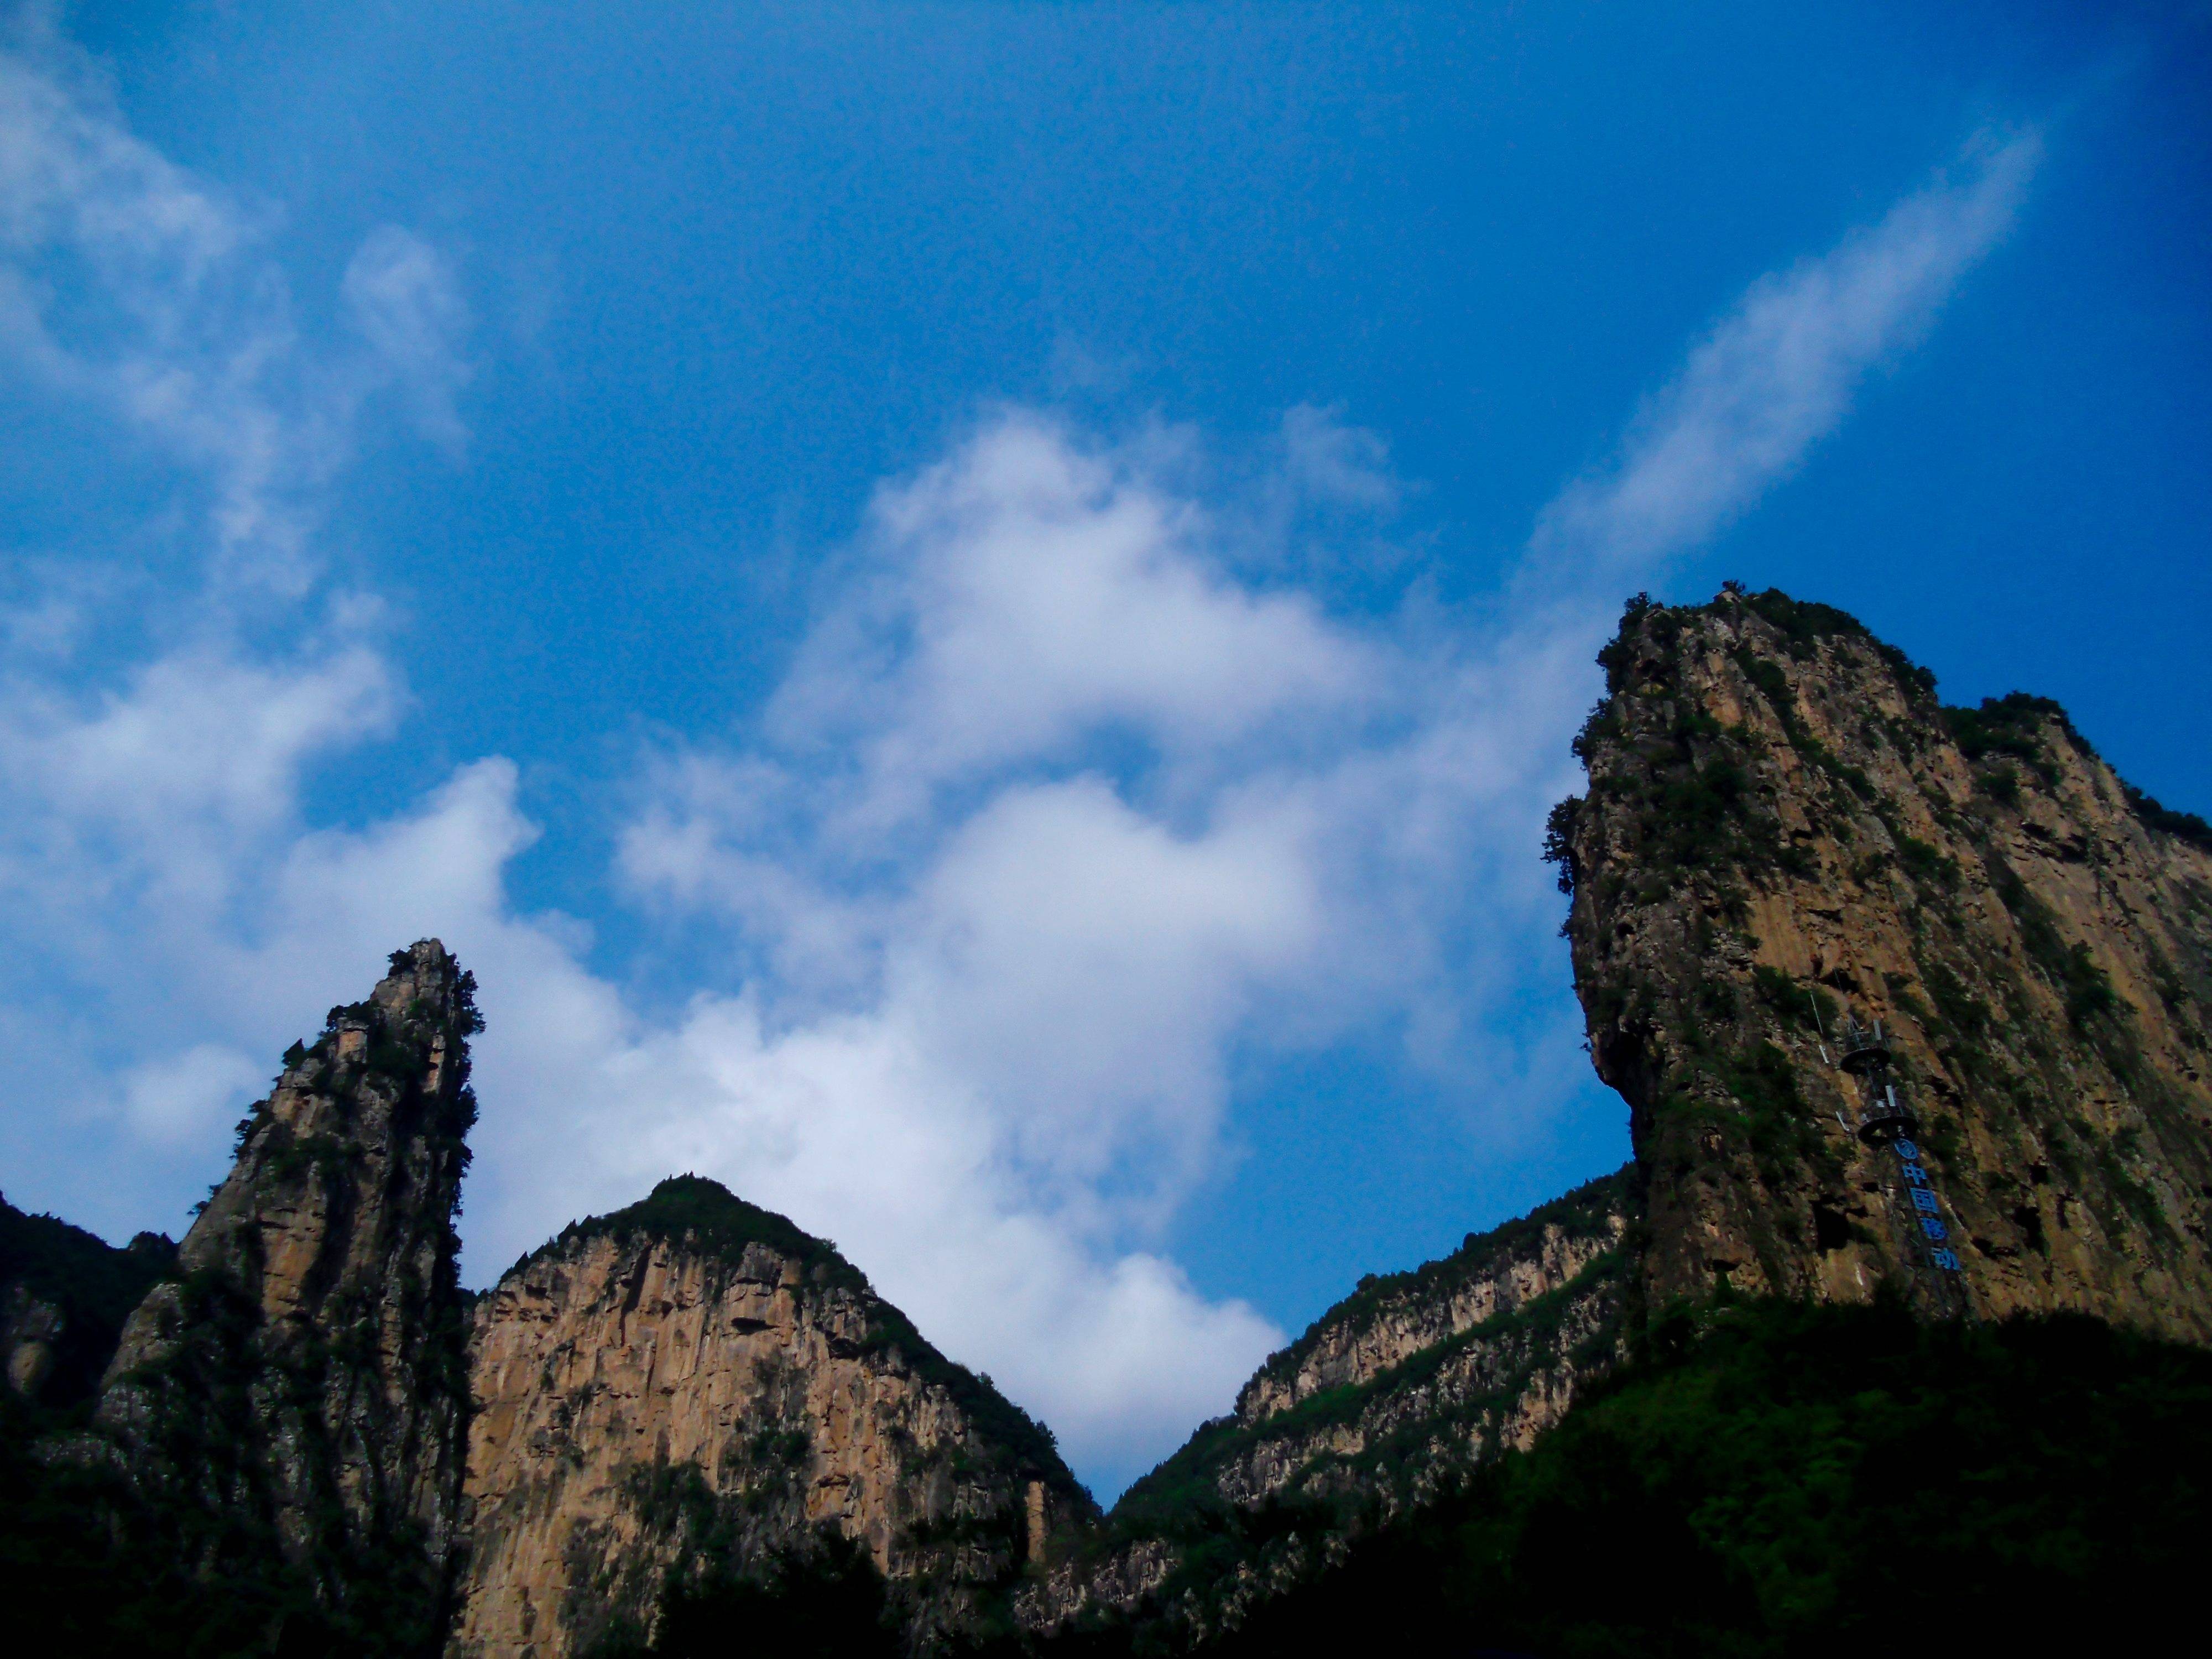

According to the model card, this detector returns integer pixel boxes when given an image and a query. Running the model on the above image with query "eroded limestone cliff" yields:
[1032,585,2212,1642]
[452,1176,1092,1658]
[1551,588,2212,1331]
[97,940,483,1647]
[1233,1172,1628,1435]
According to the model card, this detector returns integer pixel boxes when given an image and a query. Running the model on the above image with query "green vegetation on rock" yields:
[1202,1298,2212,1656]
[0,1194,173,1404]
[1242,1168,1629,1404]
[526,1173,869,1289]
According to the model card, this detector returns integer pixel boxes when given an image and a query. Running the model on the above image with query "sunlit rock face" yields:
[1556,588,2212,1332]
[98,940,483,1646]
[450,1176,1093,1658]
[1031,586,2212,1644]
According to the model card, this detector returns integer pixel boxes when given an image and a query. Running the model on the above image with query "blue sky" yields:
[2,2,2206,1496]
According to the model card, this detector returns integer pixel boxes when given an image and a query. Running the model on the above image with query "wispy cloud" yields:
[1530,129,2040,580]
[343,225,472,458]
[0,15,470,588]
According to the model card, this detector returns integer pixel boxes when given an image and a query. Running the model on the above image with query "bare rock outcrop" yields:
[1032,585,2212,1641]
[1551,588,2212,1330]
[14,586,2206,1653]
[97,940,483,1647]
[451,1176,1093,1658]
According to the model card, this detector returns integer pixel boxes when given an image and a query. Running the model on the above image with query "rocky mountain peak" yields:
[97,939,484,1650]
[9,593,2210,1655]
[453,1174,1092,1658]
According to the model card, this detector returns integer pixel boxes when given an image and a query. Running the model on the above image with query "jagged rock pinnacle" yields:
[98,940,483,1650]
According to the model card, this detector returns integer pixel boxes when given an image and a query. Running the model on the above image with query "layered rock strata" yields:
[1551,588,2212,1332]
[1026,1171,1631,1636]
[452,1176,1093,1658]
[98,940,483,1644]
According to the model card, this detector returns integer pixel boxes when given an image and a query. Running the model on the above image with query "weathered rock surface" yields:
[1031,586,2212,1641]
[98,940,483,1644]
[451,1176,1093,1658]
[1025,1172,1631,1637]
[1201,1168,1631,1515]
[1551,589,2212,1331]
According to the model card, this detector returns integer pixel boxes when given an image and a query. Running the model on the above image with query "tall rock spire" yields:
[100,940,483,1652]
[1553,588,2212,1331]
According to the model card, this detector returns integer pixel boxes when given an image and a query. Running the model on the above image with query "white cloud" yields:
[0,17,306,586]
[120,1043,264,1146]
[587,135,2041,1484]
[0,30,2037,1497]
[764,410,1378,830]
[587,418,1590,1484]
[1277,401,1400,512]
[27,644,395,831]
[0,637,399,964]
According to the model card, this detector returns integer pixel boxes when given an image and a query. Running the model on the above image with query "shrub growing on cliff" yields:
[1543,797,1581,895]
[1943,692,2063,775]
[2123,781,2212,853]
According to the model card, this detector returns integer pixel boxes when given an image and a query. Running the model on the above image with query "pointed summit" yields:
[99,941,483,1652]
[455,1173,1093,1657]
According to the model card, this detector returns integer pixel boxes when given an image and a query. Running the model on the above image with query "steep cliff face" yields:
[1195,1168,1630,1516]
[1026,1172,1631,1637]
[12,585,2208,1654]
[98,940,482,1647]
[452,1176,1092,1658]
[1552,589,2212,1332]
